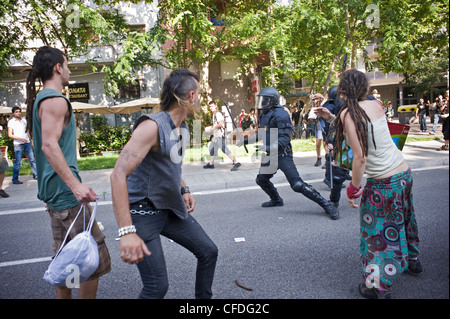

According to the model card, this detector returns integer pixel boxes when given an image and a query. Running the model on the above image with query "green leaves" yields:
[80,114,131,153]
[373,0,449,74]
[153,0,217,69]
[1,0,448,97]
[1,0,159,95]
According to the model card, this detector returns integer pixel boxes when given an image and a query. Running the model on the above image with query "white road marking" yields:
[0,200,112,216]
[0,166,446,268]
[192,166,448,196]
[0,256,52,268]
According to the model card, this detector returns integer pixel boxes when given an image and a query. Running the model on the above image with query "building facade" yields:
[0,1,162,131]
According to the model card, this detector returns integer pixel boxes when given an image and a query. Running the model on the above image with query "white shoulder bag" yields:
[43,201,100,287]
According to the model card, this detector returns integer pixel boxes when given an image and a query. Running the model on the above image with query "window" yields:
[294,79,303,88]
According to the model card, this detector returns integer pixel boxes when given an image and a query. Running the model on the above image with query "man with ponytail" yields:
[111,69,218,299]
[333,69,421,299]
[27,46,111,298]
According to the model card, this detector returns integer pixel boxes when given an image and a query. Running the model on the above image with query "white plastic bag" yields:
[308,107,318,120]
[43,202,99,287]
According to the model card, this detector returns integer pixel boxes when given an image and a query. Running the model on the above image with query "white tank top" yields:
[365,115,404,178]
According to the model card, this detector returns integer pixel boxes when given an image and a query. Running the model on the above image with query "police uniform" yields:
[322,86,349,206]
[245,87,338,220]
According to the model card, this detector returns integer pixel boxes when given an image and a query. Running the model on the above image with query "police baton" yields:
[223,102,248,153]
[329,52,349,189]
[341,52,348,74]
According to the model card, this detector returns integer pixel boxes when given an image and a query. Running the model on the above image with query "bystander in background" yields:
[0,124,10,198]
[416,98,427,132]
[7,106,37,184]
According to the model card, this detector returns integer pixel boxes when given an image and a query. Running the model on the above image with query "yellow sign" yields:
[68,83,90,101]
[397,104,417,113]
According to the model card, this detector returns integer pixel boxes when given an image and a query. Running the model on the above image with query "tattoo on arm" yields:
[117,148,148,174]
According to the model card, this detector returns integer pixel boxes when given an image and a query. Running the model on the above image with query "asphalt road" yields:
[0,167,448,300]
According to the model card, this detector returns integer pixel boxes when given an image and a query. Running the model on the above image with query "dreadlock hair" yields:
[333,69,375,161]
[159,68,199,116]
[25,46,66,136]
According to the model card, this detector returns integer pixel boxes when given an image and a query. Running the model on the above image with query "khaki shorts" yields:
[47,204,111,281]
[0,152,9,173]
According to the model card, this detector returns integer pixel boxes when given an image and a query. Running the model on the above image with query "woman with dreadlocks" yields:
[333,69,421,299]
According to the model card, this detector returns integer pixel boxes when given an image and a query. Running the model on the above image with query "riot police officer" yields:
[238,87,339,220]
[315,86,349,209]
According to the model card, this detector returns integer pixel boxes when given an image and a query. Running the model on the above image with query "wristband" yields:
[181,186,190,195]
[347,181,363,199]
[118,225,137,237]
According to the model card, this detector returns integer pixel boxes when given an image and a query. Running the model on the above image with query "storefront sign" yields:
[69,83,89,102]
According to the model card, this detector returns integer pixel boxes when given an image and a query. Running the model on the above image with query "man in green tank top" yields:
[26,46,110,299]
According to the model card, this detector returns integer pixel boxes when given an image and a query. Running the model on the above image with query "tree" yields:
[240,0,351,95]
[225,0,448,97]
[150,0,269,103]
[0,0,159,96]
[372,0,449,74]
[405,52,448,96]
[0,0,27,84]
[2,0,447,101]
[224,0,369,96]
[150,0,217,70]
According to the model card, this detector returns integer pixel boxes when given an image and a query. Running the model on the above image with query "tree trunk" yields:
[198,61,210,107]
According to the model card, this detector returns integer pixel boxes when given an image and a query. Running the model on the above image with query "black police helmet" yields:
[328,86,338,101]
[258,87,280,110]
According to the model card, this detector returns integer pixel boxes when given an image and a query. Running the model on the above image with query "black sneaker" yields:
[407,259,423,275]
[261,198,284,207]
[203,163,215,169]
[358,283,391,299]
[314,158,322,167]
[231,162,241,171]
[0,189,9,198]
[12,180,23,184]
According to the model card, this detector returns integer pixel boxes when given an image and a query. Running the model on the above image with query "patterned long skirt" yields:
[360,168,419,292]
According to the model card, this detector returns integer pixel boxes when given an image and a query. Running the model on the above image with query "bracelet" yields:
[347,181,363,199]
[118,225,137,237]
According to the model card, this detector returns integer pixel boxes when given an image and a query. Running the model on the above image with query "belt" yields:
[129,199,166,216]
[130,209,163,216]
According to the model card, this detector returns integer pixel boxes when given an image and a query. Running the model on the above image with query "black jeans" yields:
[131,210,218,299]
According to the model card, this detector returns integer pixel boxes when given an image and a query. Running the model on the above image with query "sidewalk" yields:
[1,121,448,209]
